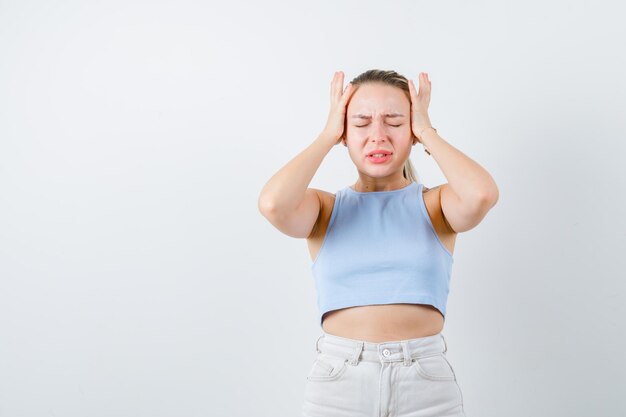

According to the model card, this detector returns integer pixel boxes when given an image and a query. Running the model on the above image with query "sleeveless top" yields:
[311,181,454,328]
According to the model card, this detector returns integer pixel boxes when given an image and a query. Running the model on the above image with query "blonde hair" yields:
[344,69,420,184]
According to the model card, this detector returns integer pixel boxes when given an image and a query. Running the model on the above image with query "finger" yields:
[411,80,419,108]
[408,79,417,101]
[418,73,425,96]
[336,71,345,101]
[330,71,338,102]
[340,82,355,105]
[423,73,432,96]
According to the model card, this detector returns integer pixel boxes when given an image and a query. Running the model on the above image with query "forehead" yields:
[347,83,409,115]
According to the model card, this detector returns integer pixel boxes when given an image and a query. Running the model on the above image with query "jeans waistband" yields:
[315,331,448,366]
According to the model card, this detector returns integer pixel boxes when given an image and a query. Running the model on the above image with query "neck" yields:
[353,177,411,193]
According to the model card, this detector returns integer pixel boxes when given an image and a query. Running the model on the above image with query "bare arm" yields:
[257,132,336,238]
[408,73,499,233]
[419,127,499,233]
[258,71,356,238]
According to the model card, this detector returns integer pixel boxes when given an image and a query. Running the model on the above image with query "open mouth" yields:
[367,153,392,163]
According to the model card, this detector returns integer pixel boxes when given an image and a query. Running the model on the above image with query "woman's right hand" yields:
[322,71,356,145]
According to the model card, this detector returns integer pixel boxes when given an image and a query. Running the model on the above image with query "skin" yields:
[343,82,416,192]
[309,76,454,342]
[259,71,498,343]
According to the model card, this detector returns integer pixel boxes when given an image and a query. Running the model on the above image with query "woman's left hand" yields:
[408,73,434,144]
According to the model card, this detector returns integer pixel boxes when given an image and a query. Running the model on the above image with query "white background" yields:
[1,1,625,416]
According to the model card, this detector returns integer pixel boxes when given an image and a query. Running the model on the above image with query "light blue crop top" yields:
[311,181,454,328]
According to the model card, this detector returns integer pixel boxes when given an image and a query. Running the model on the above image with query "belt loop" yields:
[402,341,411,366]
[315,334,324,353]
[441,333,448,353]
[349,341,364,365]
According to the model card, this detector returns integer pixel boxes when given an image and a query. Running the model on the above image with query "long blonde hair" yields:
[344,69,420,184]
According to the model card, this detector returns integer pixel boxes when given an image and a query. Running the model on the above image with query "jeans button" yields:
[382,348,391,357]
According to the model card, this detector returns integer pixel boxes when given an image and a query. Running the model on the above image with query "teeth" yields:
[371,153,387,157]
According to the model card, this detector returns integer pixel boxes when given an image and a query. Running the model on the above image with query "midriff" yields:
[310,185,453,343]
[321,303,445,342]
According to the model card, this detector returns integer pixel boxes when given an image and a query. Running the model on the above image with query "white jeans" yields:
[302,331,466,417]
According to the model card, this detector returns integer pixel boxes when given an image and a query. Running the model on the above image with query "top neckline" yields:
[346,181,418,195]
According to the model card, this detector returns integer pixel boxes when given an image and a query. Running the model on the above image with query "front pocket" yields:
[306,354,349,382]
[412,353,456,381]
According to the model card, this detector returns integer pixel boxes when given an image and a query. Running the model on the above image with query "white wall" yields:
[1,1,624,416]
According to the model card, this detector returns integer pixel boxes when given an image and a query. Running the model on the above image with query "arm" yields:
[257,132,336,238]
[419,127,499,233]
[409,73,499,233]
[258,71,356,238]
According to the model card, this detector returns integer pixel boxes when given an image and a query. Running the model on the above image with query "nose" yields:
[369,121,387,143]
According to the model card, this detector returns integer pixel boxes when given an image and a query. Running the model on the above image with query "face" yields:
[343,82,414,180]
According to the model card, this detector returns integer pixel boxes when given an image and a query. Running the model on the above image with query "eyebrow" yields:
[351,113,405,119]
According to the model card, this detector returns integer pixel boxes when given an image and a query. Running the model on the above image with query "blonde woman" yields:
[258,69,498,417]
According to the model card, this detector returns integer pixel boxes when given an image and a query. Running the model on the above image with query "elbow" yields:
[258,195,277,217]
[480,185,499,208]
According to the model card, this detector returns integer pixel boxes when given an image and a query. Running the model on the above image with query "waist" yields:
[321,304,444,342]
[315,328,448,363]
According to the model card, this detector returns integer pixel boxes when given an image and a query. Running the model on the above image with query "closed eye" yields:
[355,124,402,128]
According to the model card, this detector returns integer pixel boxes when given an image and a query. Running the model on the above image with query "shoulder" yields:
[422,183,441,193]
[422,184,438,195]
[309,188,336,206]
[315,189,337,217]
[305,188,337,240]
[420,183,457,235]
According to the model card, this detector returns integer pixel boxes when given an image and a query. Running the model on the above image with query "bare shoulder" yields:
[308,188,336,209]
[421,183,458,237]
[306,188,336,240]
[422,184,441,193]
[314,188,336,200]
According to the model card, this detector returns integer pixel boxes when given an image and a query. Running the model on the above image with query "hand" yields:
[408,72,434,145]
[321,71,356,145]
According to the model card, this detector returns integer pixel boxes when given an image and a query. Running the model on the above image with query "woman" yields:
[258,69,498,417]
